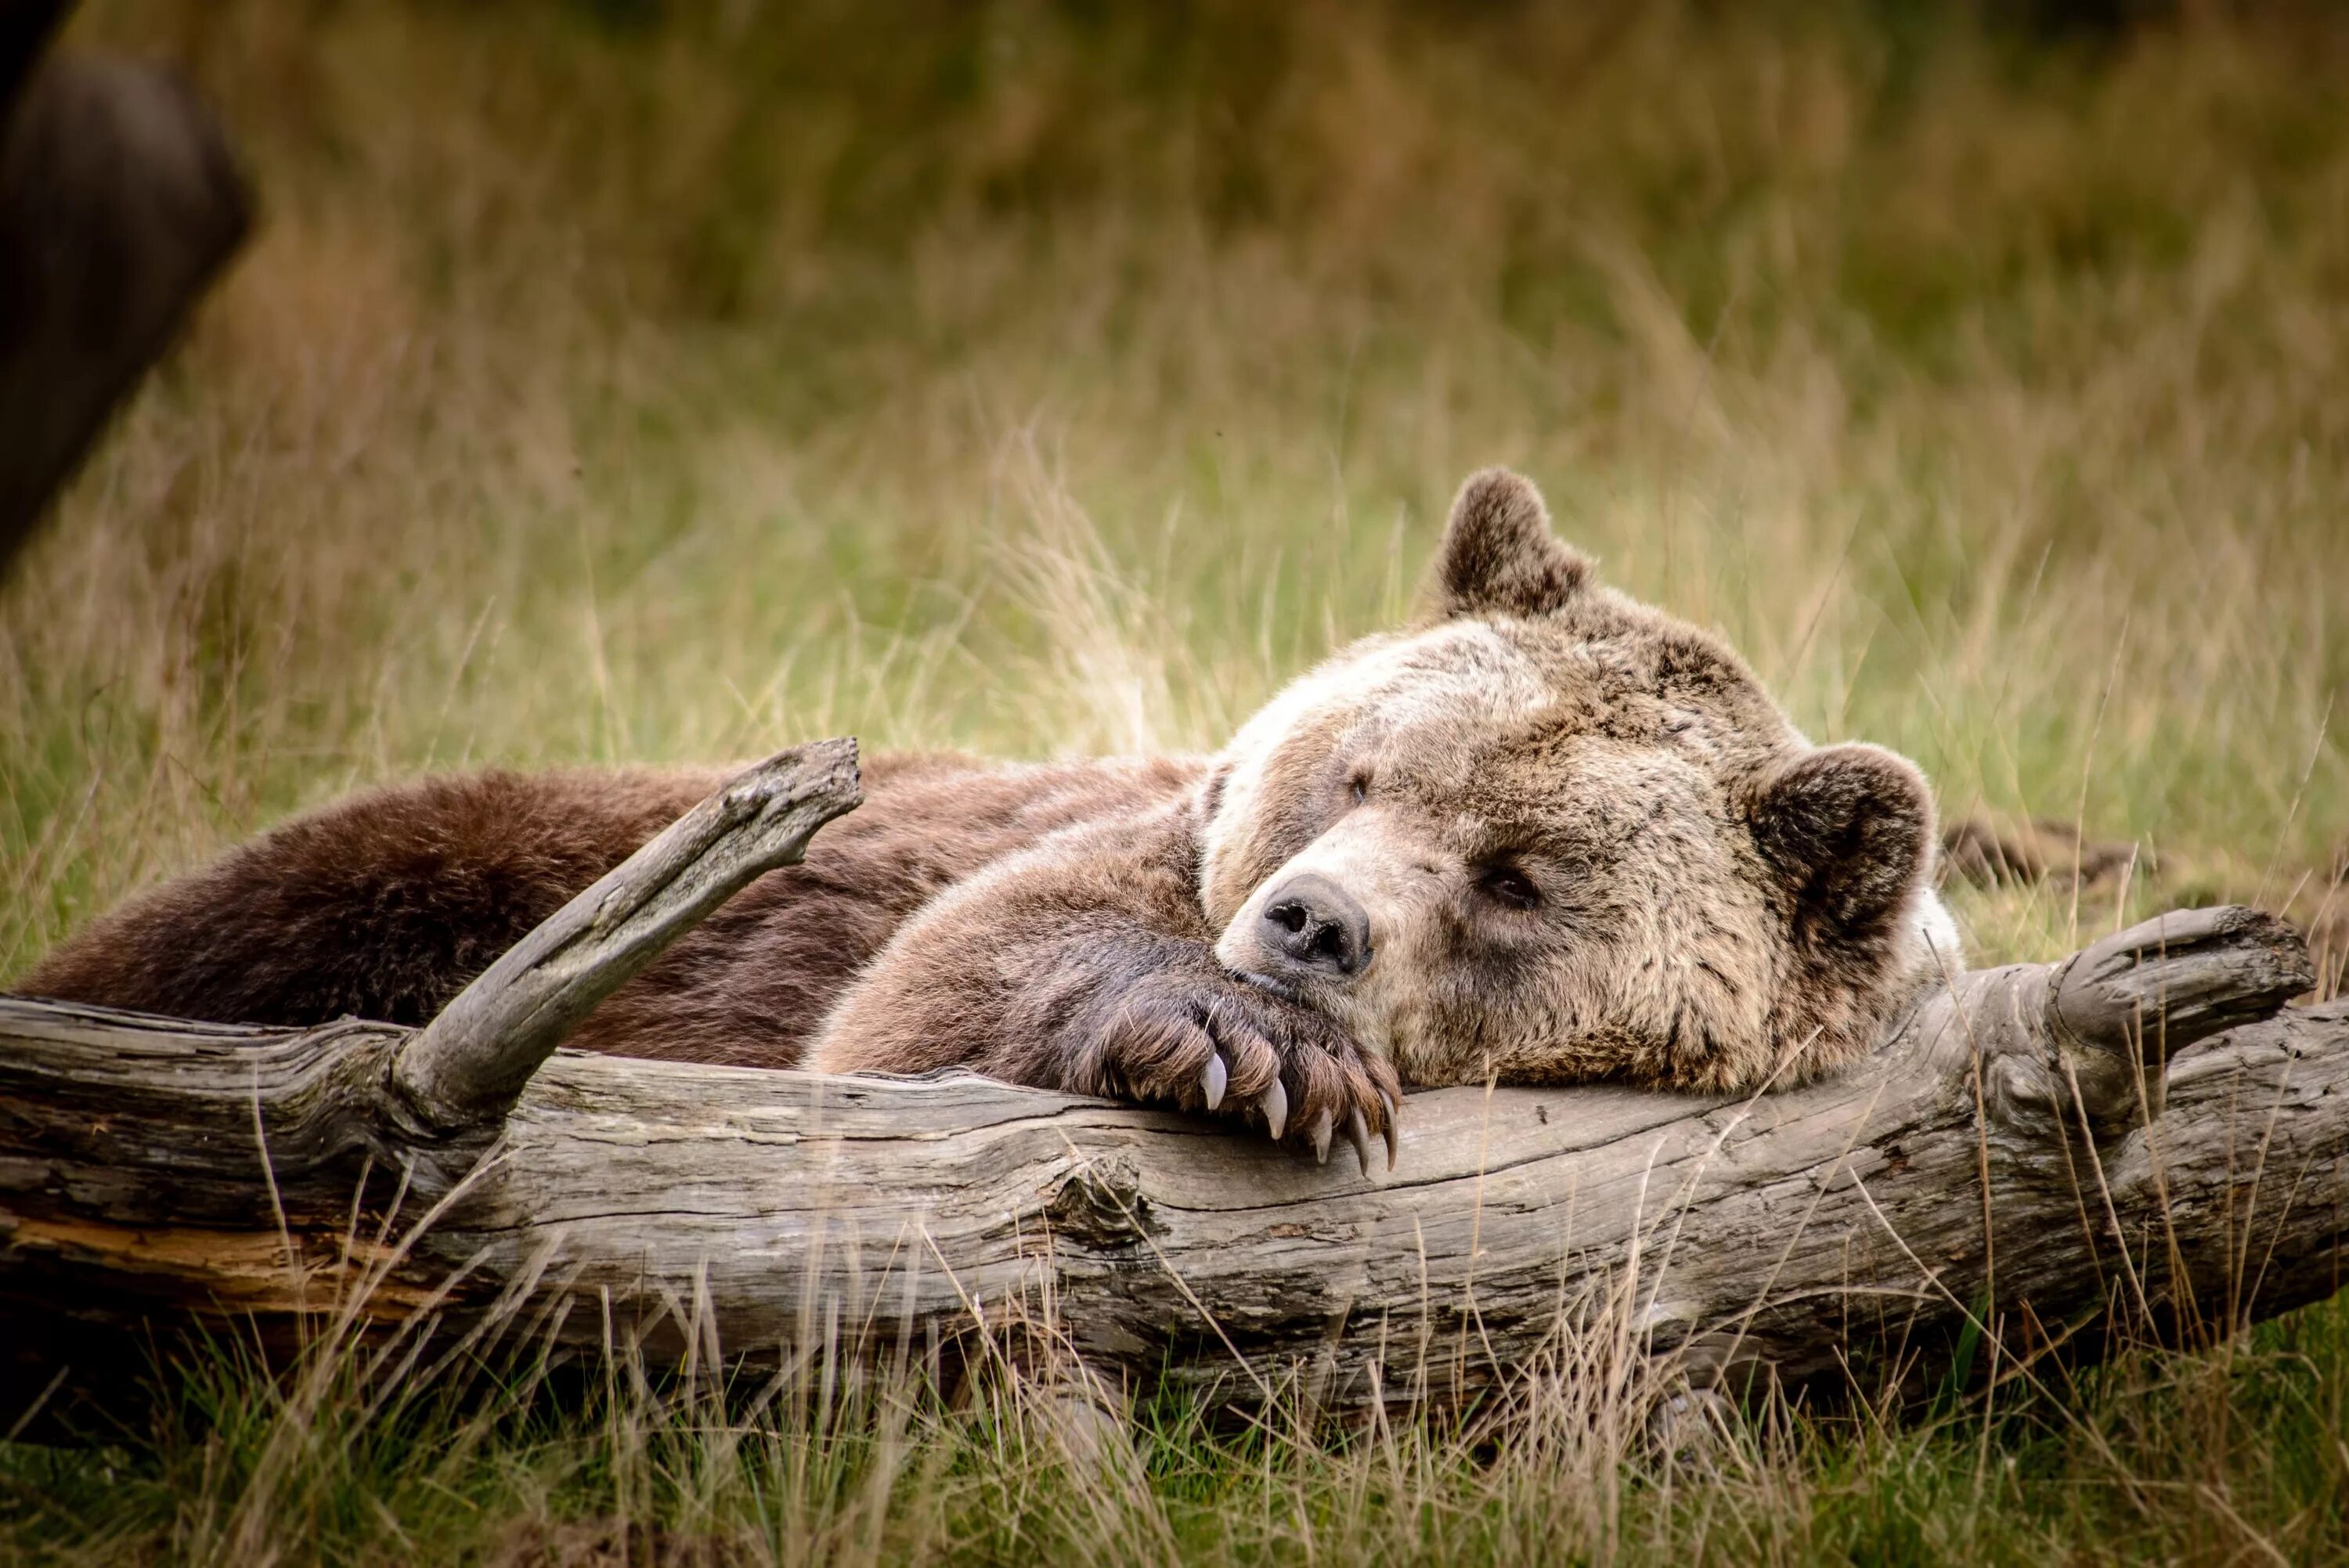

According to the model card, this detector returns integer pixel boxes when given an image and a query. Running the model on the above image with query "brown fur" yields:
[27,754,1203,1066]
[23,469,1953,1151]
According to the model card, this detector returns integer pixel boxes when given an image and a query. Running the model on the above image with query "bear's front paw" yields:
[1084,971,1400,1174]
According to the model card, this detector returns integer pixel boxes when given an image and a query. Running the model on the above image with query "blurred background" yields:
[5,0,2345,983]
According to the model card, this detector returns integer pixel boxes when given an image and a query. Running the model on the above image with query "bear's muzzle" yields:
[1257,871,1373,979]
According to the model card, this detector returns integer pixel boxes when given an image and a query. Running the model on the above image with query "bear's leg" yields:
[19,768,715,1027]
[811,801,1400,1166]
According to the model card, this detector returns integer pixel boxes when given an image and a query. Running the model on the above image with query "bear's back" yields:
[20,752,1207,1069]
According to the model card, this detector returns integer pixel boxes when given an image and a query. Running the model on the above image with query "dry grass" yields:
[4,0,2349,1561]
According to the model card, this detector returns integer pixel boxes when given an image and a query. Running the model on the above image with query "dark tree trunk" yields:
[0,20,251,576]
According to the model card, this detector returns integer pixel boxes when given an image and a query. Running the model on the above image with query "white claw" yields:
[1260,1080,1288,1141]
[1380,1093,1399,1171]
[1312,1109,1334,1165]
[1347,1108,1373,1178]
[1202,1053,1228,1112]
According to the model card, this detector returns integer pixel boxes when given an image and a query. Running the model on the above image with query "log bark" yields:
[1,741,2338,1429]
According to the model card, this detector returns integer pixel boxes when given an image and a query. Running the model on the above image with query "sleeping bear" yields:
[23,470,1959,1170]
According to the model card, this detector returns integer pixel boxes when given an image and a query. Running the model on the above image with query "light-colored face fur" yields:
[1202,470,1958,1094]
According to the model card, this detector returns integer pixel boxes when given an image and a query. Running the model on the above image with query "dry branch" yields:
[2,744,2340,1429]
[393,736,864,1129]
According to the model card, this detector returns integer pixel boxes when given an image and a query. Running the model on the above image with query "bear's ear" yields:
[1747,744,1935,946]
[1431,468,1593,622]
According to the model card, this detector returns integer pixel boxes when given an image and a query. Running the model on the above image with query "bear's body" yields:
[24,752,1205,1065]
[23,471,1958,1162]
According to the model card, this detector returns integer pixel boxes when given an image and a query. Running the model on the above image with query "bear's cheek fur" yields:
[1398,894,1787,1090]
[1401,784,1792,1089]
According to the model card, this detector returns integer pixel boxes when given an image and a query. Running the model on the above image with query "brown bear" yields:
[21,470,1958,1170]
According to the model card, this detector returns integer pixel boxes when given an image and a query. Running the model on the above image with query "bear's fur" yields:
[22,470,1958,1155]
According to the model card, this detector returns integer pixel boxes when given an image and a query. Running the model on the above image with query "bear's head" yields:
[1200,469,1958,1093]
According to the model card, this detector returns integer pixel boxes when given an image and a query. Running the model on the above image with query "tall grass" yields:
[3,0,2347,1560]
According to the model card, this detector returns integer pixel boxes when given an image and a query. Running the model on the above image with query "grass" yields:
[2,0,2347,1560]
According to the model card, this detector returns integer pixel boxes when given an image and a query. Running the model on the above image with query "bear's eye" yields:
[1478,863,1541,910]
[1348,773,1370,806]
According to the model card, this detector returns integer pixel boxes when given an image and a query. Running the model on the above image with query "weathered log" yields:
[0,743,2336,1429]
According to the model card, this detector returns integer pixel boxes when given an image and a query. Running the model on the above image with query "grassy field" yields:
[4,1,2348,1561]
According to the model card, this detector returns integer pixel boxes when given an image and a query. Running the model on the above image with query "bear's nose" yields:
[1259,873,1372,979]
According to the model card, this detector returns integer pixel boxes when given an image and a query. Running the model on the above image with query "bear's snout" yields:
[1258,872,1373,979]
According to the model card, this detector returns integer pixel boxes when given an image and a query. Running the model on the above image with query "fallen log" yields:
[0,736,2336,1430]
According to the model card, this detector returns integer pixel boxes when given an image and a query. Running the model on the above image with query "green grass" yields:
[4,0,2348,1560]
